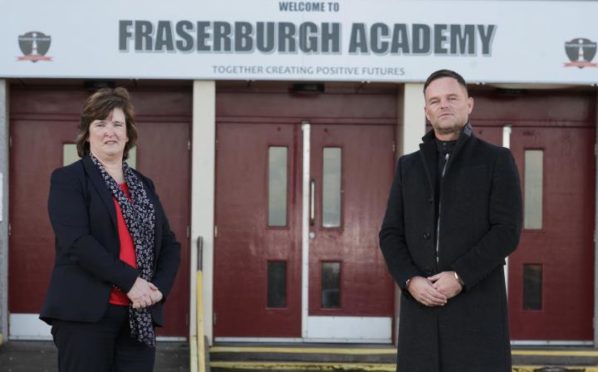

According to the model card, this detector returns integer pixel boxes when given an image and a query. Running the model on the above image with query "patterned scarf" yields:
[91,154,157,347]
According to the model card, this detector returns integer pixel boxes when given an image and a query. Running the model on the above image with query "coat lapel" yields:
[419,123,475,187]
[82,156,117,227]
[132,169,163,261]
[419,131,437,198]
[443,123,474,177]
[148,191,162,261]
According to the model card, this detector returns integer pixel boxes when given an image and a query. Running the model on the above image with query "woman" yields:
[40,87,181,372]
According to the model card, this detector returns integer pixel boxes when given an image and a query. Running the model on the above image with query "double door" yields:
[473,125,594,342]
[508,126,594,342]
[214,121,395,341]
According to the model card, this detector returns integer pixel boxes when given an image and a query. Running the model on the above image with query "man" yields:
[379,69,522,372]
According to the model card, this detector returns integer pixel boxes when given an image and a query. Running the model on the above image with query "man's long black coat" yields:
[379,125,522,372]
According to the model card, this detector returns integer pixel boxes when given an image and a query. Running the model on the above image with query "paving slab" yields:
[0,341,189,372]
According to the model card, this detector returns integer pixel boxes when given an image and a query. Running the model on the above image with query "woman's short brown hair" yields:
[75,87,138,160]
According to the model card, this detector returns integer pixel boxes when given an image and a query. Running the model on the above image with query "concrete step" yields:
[209,344,598,372]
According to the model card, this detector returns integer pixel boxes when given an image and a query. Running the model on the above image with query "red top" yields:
[109,183,138,306]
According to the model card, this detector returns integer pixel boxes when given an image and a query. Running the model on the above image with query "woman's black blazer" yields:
[40,155,181,327]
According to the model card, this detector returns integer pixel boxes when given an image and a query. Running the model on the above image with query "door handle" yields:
[310,178,315,226]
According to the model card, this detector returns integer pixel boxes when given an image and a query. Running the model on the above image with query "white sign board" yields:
[1,0,598,84]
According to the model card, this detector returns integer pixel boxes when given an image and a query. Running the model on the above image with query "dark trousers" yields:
[51,304,155,372]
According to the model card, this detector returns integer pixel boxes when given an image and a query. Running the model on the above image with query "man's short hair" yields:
[423,69,469,95]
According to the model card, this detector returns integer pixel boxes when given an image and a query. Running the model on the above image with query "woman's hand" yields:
[127,277,159,309]
[148,282,163,304]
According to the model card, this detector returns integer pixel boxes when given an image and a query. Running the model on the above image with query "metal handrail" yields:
[191,236,209,372]
[197,236,203,272]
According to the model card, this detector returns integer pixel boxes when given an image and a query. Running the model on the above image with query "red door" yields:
[213,123,302,337]
[9,87,191,338]
[9,118,75,321]
[472,126,503,147]
[508,126,595,341]
[214,121,395,340]
[134,115,191,337]
[308,124,394,318]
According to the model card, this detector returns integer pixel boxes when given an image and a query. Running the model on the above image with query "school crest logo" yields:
[564,38,597,68]
[17,31,52,62]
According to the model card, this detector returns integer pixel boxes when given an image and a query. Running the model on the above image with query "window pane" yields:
[322,147,341,228]
[127,146,137,169]
[321,262,341,308]
[63,144,78,166]
[523,264,543,310]
[267,261,287,308]
[524,150,543,230]
[268,147,288,227]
